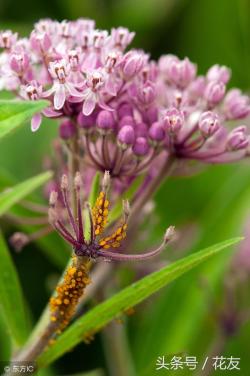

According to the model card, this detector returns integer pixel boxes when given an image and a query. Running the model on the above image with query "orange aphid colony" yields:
[50,256,91,331]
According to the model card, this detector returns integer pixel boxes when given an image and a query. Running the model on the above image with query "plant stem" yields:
[12,256,90,365]
[102,321,137,376]
[130,155,175,221]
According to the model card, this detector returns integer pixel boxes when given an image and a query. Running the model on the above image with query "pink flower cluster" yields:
[1,18,250,170]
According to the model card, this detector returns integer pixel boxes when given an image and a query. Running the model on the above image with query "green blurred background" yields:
[1,0,250,375]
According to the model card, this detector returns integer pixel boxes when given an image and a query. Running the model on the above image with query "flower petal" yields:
[54,84,66,110]
[31,113,42,132]
[82,92,96,116]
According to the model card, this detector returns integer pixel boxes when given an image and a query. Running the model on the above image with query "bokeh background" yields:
[1,1,250,375]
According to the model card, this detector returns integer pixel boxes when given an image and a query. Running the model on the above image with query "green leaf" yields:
[0,231,29,346]
[37,237,241,367]
[0,99,49,140]
[109,175,144,224]
[0,171,53,217]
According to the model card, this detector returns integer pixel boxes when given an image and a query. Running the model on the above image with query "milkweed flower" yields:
[0,18,249,174]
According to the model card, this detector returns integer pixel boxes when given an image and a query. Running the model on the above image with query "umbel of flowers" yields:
[0,19,250,183]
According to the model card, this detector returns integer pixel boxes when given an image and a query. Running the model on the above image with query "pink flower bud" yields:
[135,122,148,137]
[227,126,249,151]
[206,64,231,84]
[132,137,149,156]
[118,125,135,146]
[117,103,133,119]
[163,108,184,135]
[10,52,29,73]
[223,89,250,120]
[198,111,220,137]
[97,110,115,130]
[119,116,135,129]
[159,55,196,88]
[205,80,225,104]
[77,112,95,129]
[0,30,18,49]
[30,31,51,53]
[149,122,165,142]
[120,51,146,79]
[137,82,156,105]
[59,120,76,140]
[110,27,135,50]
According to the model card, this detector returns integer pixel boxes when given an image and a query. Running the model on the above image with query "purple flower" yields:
[204,80,225,105]
[206,64,231,84]
[198,111,220,138]
[0,30,18,49]
[45,59,82,110]
[81,69,112,115]
[0,18,249,172]
[226,126,249,151]
[223,89,250,120]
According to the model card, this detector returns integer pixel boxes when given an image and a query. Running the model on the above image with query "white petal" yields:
[31,113,42,132]
[82,92,96,116]
[54,84,66,110]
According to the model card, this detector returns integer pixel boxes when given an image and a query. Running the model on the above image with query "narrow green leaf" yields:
[0,171,53,217]
[109,175,144,223]
[0,230,29,345]
[37,237,241,367]
[84,172,101,241]
[0,99,49,140]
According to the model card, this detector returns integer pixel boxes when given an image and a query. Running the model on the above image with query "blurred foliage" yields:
[1,0,250,375]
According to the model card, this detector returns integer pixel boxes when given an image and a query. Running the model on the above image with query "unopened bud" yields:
[123,199,130,220]
[48,207,59,224]
[61,174,69,190]
[49,191,58,208]
[118,125,135,148]
[164,226,176,243]
[9,232,29,252]
[74,171,82,190]
[102,170,110,192]
[198,111,220,138]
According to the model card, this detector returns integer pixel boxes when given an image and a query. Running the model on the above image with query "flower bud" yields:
[223,89,250,120]
[102,170,110,192]
[159,55,196,88]
[119,116,135,129]
[0,30,18,49]
[137,82,156,105]
[10,232,29,252]
[227,126,249,151]
[135,122,148,137]
[205,80,225,104]
[30,31,51,53]
[164,226,176,242]
[118,125,135,148]
[163,108,184,135]
[117,103,133,119]
[206,64,231,84]
[120,51,146,79]
[148,122,166,142]
[132,137,150,156]
[198,111,220,137]
[59,119,76,140]
[77,112,95,129]
[97,110,115,131]
[49,191,58,207]
[10,52,29,73]
[111,27,135,50]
